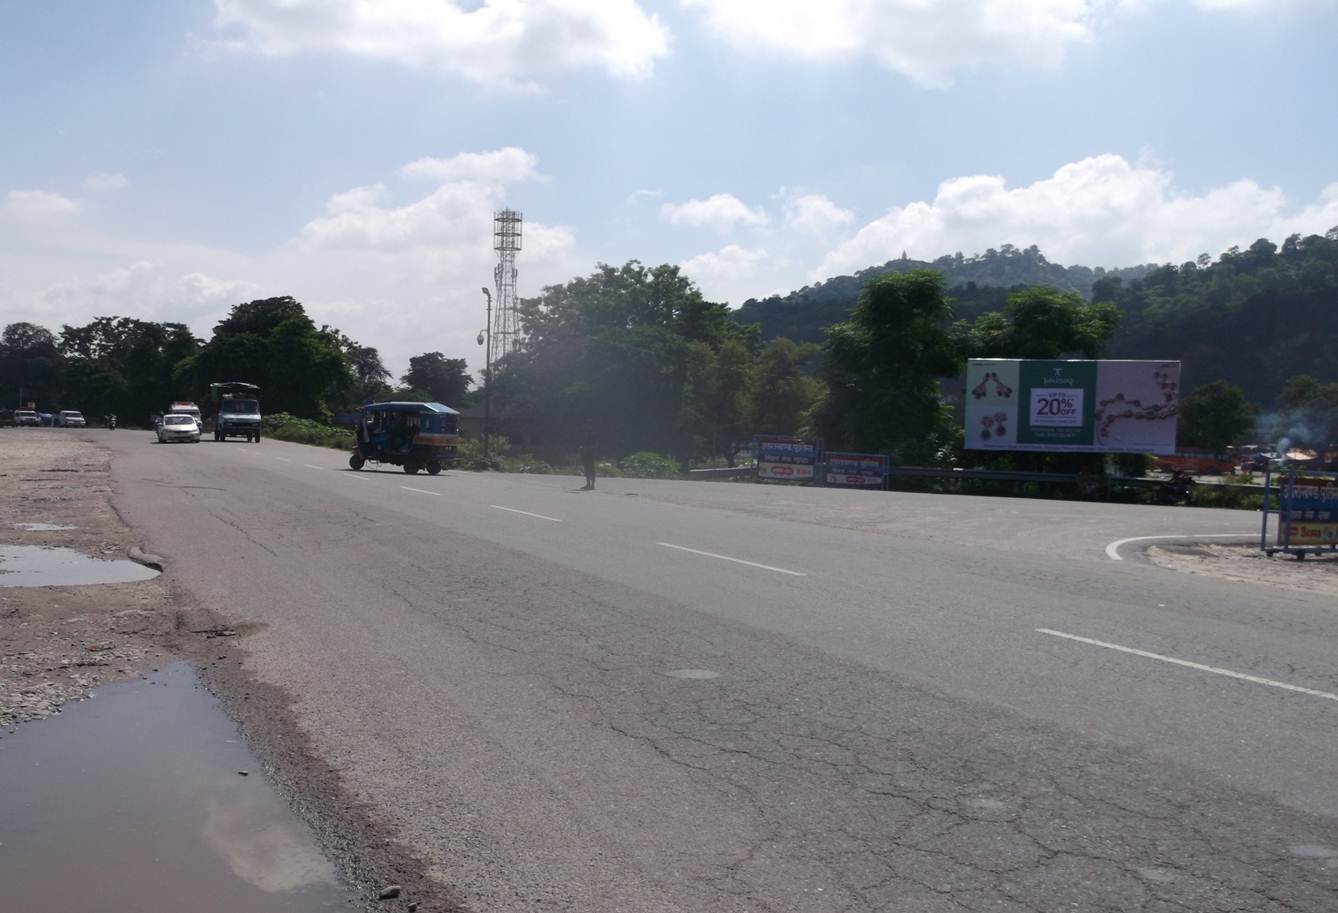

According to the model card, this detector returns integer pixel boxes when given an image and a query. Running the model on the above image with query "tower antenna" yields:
[492,209,522,360]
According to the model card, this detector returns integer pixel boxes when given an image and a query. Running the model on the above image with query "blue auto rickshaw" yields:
[349,401,461,475]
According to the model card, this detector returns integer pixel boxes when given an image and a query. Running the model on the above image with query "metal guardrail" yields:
[687,465,756,479]
[887,466,1077,484]
[686,462,1269,494]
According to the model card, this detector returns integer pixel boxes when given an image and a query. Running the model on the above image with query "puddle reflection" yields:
[0,664,347,912]
[0,544,160,587]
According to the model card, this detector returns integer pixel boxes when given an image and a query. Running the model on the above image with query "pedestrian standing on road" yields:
[580,419,596,490]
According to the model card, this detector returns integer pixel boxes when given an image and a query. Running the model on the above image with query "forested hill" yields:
[1101,232,1338,402]
[731,245,1154,343]
[730,232,1338,404]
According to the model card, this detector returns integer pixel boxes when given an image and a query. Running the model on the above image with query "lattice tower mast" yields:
[492,209,522,359]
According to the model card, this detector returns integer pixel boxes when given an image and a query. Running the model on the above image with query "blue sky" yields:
[3,1,1336,373]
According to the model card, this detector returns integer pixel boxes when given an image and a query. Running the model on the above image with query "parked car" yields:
[0,409,15,427]
[56,410,86,428]
[157,414,201,443]
[15,410,40,427]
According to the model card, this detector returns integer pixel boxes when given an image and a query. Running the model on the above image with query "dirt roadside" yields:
[1147,542,1338,599]
[0,432,211,726]
[2,432,458,913]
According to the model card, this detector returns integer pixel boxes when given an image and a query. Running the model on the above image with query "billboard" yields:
[825,452,889,489]
[755,436,821,482]
[965,359,1180,454]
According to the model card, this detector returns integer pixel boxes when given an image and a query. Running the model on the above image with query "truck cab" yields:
[210,382,262,442]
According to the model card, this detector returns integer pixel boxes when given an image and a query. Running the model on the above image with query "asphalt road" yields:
[96,430,1336,912]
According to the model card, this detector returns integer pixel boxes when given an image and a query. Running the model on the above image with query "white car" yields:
[157,414,201,443]
[57,410,86,428]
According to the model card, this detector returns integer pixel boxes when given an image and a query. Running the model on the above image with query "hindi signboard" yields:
[755,436,821,483]
[965,359,1180,454]
[824,452,889,489]
[1279,474,1338,547]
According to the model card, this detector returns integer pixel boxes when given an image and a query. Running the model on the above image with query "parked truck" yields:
[210,382,262,442]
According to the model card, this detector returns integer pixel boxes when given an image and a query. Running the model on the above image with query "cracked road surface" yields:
[105,432,1337,912]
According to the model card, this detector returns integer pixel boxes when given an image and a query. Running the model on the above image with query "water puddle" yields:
[0,544,160,586]
[0,664,349,912]
[14,522,78,531]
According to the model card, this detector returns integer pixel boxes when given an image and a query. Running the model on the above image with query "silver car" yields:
[157,414,201,443]
[57,410,86,428]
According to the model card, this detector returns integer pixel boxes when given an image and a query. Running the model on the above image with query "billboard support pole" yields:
[1259,464,1272,551]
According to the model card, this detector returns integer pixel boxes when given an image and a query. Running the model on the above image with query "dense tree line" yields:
[0,296,471,426]
[7,230,1333,465]
[731,245,1152,344]
[1098,231,1338,402]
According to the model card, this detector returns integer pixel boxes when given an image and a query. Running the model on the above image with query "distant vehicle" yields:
[165,401,202,427]
[56,410,86,428]
[157,414,201,444]
[349,401,460,475]
[15,410,40,427]
[210,382,262,442]
[0,409,15,427]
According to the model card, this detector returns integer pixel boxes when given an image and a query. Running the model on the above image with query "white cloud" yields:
[6,189,79,218]
[41,260,259,327]
[661,193,768,230]
[85,172,129,193]
[784,193,854,233]
[398,148,540,184]
[178,272,263,305]
[679,244,769,302]
[2,148,584,376]
[211,0,670,89]
[683,0,1096,87]
[813,154,1338,279]
[299,180,502,250]
[683,0,1321,87]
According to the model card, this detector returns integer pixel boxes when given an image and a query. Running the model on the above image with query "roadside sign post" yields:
[1265,468,1338,558]
[754,436,822,484]
[823,452,890,490]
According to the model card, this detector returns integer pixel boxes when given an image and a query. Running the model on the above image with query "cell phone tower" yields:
[491,209,523,359]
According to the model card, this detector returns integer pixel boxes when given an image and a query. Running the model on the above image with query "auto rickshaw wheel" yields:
[426,461,442,476]
[349,453,365,470]
[403,461,421,475]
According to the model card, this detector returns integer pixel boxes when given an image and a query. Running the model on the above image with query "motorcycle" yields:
[106,414,117,430]
[1155,469,1195,505]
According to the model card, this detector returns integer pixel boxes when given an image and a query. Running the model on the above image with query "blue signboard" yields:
[755,436,821,483]
[1279,472,1338,547]
[824,452,889,489]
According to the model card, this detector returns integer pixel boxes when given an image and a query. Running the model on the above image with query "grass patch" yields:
[261,413,355,450]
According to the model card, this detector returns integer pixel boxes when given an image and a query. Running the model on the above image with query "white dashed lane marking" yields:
[1037,628,1338,703]
[490,505,562,523]
[655,542,807,577]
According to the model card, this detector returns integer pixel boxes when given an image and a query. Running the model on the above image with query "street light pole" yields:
[480,287,492,463]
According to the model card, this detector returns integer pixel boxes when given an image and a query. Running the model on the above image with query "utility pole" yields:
[479,287,492,462]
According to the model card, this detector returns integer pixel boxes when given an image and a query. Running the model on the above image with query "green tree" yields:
[962,287,1118,358]
[748,338,822,436]
[401,352,472,405]
[499,261,755,461]
[176,297,351,420]
[812,271,960,461]
[59,317,201,422]
[0,322,65,410]
[1178,381,1254,453]
[1273,374,1338,448]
